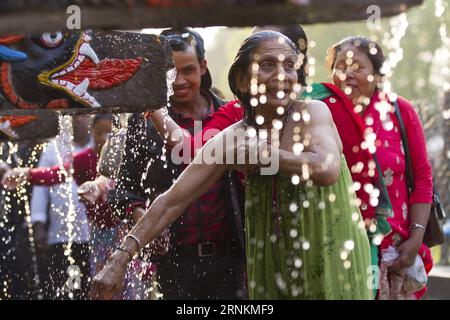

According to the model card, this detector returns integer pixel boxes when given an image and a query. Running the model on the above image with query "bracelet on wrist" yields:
[125,234,142,252]
[410,223,426,232]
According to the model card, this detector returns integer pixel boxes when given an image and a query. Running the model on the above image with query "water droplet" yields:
[328,193,336,203]
[290,229,298,238]
[293,143,304,155]
[256,115,264,125]
[277,107,285,115]
[289,202,298,212]
[373,234,383,245]
[344,240,355,251]
[276,91,285,99]
[272,119,283,130]
[302,241,310,250]
[259,95,267,104]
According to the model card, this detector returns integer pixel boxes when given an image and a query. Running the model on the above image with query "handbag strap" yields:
[393,99,414,196]
[394,99,446,221]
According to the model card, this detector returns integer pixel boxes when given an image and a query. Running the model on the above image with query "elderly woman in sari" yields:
[91,31,373,300]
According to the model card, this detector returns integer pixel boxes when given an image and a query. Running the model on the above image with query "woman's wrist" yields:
[112,234,142,265]
[20,167,32,181]
[409,228,425,244]
[110,248,132,266]
[119,234,141,259]
[405,231,424,255]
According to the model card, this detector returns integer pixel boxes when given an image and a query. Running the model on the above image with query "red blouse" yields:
[363,93,433,244]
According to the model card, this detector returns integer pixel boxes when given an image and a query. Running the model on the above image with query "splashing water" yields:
[166,67,177,102]
[19,142,48,299]
[1,140,47,299]
[52,114,77,298]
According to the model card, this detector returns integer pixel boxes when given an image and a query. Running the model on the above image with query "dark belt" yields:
[175,241,234,258]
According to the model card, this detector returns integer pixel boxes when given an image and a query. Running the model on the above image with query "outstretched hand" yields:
[90,251,129,300]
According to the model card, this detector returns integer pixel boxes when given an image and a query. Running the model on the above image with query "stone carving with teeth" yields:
[0,30,173,140]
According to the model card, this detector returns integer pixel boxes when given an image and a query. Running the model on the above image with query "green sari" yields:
[245,155,373,299]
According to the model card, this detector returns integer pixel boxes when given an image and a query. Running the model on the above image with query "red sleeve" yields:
[188,100,244,156]
[29,165,67,185]
[73,148,98,186]
[398,97,433,204]
[30,148,99,187]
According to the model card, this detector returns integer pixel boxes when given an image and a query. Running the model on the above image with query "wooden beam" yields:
[0,0,424,35]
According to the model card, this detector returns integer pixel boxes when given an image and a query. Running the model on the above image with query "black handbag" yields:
[394,99,447,247]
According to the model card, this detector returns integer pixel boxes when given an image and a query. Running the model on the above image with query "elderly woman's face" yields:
[244,39,299,116]
[332,45,377,106]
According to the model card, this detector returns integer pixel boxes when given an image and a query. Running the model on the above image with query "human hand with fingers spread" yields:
[90,249,129,300]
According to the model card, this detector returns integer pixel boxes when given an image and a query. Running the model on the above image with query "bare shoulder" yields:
[293,100,333,123]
